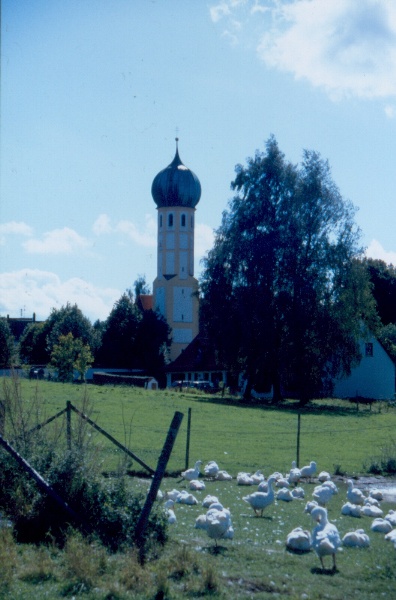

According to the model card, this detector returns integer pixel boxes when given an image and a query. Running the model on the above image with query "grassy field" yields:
[1,377,396,598]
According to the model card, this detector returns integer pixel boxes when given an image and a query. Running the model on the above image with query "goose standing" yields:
[346,479,366,505]
[243,476,276,516]
[311,506,341,571]
[181,460,202,482]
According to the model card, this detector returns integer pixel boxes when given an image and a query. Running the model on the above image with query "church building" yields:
[151,139,201,362]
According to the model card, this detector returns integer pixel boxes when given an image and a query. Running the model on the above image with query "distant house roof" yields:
[137,294,153,311]
[165,333,220,373]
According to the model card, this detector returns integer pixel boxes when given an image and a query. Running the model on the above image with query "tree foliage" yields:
[18,322,51,365]
[364,258,396,326]
[378,323,396,363]
[46,303,95,355]
[96,292,142,368]
[200,136,379,402]
[0,319,15,368]
[50,332,93,382]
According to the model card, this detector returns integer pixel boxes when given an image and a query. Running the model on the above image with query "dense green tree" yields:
[96,292,142,368]
[50,332,76,382]
[200,137,379,403]
[18,322,50,365]
[0,319,15,368]
[46,303,94,355]
[378,323,396,363]
[134,309,171,378]
[50,332,93,382]
[364,258,396,325]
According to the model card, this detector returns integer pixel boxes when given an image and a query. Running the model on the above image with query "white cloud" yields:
[211,0,396,101]
[93,213,112,235]
[384,104,396,118]
[0,221,33,245]
[0,269,120,322]
[23,227,91,255]
[92,213,156,248]
[366,239,396,266]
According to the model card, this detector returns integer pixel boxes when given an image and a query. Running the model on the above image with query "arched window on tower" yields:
[159,214,163,228]
[168,213,173,228]
[181,214,186,227]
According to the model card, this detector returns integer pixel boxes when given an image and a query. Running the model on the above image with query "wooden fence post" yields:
[135,410,184,563]
[0,401,4,436]
[185,407,192,470]
[66,400,71,452]
[296,413,301,468]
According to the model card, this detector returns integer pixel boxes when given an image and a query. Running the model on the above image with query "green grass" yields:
[1,377,396,598]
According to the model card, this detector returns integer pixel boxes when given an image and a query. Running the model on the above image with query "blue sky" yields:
[1,0,396,323]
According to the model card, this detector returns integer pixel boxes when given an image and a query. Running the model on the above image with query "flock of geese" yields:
[159,459,396,571]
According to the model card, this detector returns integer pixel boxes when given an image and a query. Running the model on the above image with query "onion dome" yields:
[151,139,201,208]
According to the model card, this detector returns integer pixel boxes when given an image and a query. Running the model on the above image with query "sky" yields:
[1,0,396,324]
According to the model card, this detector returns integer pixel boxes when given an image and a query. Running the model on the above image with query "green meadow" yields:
[1,378,396,599]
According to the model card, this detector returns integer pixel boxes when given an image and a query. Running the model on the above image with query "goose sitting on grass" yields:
[204,461,219,478]
[360,503,383,518]
[341,502,362,518]
[312,484,337,507]
[164,499,177,524]
[189,479,206,491]
[202,494,219,508]
[342,529,370,548]
[384,510,396,526]
[176,490,198,505]
[181,460,202,482]
[286,527,312,552]
[237,472,255,485]
[371,518,392,533]
[318,471,331,482]
[277,487,294,502]
[311,506,341,572]
[288,461,302,486]
[215,470,233,481]
[346,479,366,505]
[251,470,265,484]
[243,476,276,516]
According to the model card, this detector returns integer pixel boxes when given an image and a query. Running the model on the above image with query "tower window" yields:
[159,214,163,228]
[168,213,173,227]
[181,214,186,227]
[191,215,194,228]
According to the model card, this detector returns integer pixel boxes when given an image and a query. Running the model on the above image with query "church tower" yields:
[151,139,201,362]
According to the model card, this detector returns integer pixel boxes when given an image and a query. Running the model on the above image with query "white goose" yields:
[189,479,206,491]
[251,470,265,484]
[202,494,219,508]
[346,479,366,505]
[205,506,234,545]
[243,476,276,516]
[371,518,392,533]
[384,510,396,526]
[288,461,302,486]
[164,499,177,524]
[286,527,312,552]
[204,461,219,478]
[360,504,383,518]
[312,484,336,507]
[341,502,362,518]
[277,487,294,502]
[237,472,255,486]
[181,460,202,482]
[311,506,341,571]
[300,461,317,480]
[317,471,331,482]
[215,470,233,481]
[342,529,370,548]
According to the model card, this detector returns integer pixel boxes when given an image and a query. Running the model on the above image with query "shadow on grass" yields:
[186,392,380,418]
[310,566,339,576]
[204,544,229,556]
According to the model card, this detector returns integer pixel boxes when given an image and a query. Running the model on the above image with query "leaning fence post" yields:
[135,410,184,563]
[66,401,71,452]
[296,413,301,467]
[185,407,192,470]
